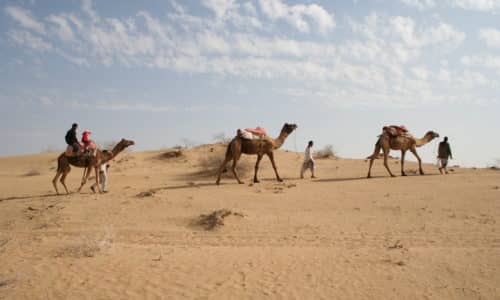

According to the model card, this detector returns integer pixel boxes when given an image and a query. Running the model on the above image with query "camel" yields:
[52,138,135,195]
[216,123,297,185]
[366,130,439,178]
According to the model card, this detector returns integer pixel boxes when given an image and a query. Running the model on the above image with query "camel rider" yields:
[81,130,92,154]
[65,123,79,153]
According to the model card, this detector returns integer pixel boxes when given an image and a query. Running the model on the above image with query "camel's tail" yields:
[366,140,381,159]
[56,153,64,172]
[225,139,235,158]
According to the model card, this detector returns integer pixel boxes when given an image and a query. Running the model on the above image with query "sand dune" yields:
[1,145,499,299]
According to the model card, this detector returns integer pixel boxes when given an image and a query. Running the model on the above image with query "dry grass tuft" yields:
[197,209,244,230]
[314,145,337,159]
[196,148,253,178]
[22,169,41,177]
[54,244,100,258]
[158,147,184,160]
[136,190,155,198]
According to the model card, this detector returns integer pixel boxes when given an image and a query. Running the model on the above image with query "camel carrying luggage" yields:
[237,127,268,140]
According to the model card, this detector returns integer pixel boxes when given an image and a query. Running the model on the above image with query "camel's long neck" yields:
[102,144,125,162]
[415,135,434,147]
[273,131,289,149]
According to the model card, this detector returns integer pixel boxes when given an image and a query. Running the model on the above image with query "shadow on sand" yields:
[0,193,59,202]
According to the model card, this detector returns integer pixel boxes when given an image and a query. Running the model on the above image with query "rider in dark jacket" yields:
[65,123,79,153]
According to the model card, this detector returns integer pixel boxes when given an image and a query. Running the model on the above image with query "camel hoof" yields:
[238,181,245,185]
[277,178,283,182]
[253,179,260,183]
[401,173,407,176]
[390,175,396,178]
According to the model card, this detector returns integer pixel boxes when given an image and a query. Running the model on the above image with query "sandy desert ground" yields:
[0,144,499,299]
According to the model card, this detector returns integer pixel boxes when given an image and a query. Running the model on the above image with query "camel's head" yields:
[116,138,135,150]
[426,131,440,140]
[282,123,298,135]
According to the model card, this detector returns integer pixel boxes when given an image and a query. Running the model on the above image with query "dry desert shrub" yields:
[489,159,500,171]
[314,145,337,159]
[158,147,184,160]
[22,169,41,177]
[196,209,244,230]
[196,147,253,178]
[212,132,232,144]
[54,244,100,258]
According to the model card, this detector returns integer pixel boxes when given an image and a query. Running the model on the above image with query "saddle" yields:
[237,127,267,140]
[65,141,98,157]
[382,125,409,138]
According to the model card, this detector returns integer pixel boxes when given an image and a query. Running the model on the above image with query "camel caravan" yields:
[51,122,449,194]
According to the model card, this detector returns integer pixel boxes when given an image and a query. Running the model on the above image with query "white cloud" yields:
[479,27,500,48]
[258,0,335,34]
[7,30,52,51]
[81,0,99,23]
[426,23,465,47]
[461,55,500,73]
[243,2,257,15]
[400,0,436,10]
[202,0,237,20]
[4,1,498,109]
[390,16,465,48]
[449,0,500,12]
[47,15,75,41]
[66,100,177,112]
[5,6,45,34]
[411,66,429,80]
[197,31,230,54]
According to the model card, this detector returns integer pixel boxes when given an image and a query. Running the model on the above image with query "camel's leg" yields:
[231,154,244,184]
[400,150,407,176]
[60,171,70,195]
[267,152,283,182]
[367,143,381,178]
[410,147,424,175]
[81,167,87,185]
[216,157,231,185]
[52,171,61,195]
[77,166,92,193]
[383,148,396,177]
[253,154,264,183]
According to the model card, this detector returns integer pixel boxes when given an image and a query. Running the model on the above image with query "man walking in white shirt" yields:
[300,141,316,179]
[91,163,110,193]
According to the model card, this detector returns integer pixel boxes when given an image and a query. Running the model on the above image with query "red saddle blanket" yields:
[65,141,97,157]
[245,127,267,136]
[383,125,408,137]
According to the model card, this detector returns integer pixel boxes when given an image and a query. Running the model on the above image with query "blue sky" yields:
[1,0,499,167]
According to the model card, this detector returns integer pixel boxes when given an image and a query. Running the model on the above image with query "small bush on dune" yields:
[314,145,337,159]
[197,147,253,178]
[22,169,41,177]
[212,132,232,144]
[158,147,184,160]
[489,159,500,171]
[196,209,244,230]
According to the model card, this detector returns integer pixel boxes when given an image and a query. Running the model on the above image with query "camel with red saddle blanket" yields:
[366,126,439,178]
[52,138,135,195]
[216,123,297,185]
